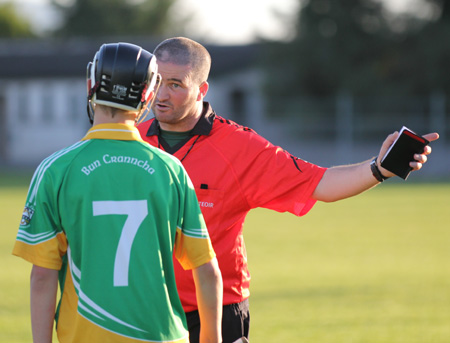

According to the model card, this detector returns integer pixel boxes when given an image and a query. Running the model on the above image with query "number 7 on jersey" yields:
[93,200,148,287]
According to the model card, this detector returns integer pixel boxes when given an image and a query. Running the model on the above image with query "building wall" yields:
[2,71,447,179]
[207,69,265,131]
[4,78,88,166]
[2,71,260,167]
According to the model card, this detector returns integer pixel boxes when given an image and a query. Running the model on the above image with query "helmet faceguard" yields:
[86,42,160,124]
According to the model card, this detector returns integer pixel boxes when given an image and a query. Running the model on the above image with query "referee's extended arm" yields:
[313,132,439,202]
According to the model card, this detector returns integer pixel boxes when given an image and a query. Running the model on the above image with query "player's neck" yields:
[93,109,137,126]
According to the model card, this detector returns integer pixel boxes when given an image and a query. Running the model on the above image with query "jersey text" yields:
[81,155,155,175]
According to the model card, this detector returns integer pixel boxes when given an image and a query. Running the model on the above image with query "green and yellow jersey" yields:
[13,123,215,343]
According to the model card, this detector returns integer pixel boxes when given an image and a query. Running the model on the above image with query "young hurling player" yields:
[13,42,223,343]
[137,37,438,343]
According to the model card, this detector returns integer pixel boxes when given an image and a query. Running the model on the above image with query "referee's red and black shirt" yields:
[137,102,327,312]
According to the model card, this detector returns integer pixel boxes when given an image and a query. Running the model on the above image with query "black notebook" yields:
[380,126,429,180]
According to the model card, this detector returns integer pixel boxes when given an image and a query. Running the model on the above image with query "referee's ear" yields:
[197,81,209,101]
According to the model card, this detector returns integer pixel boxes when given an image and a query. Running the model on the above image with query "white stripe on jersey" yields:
[67,247,148,334]
[29,140,89,205]
[181,226,209,239]
[16,229,55,244]
[89,128,135,134]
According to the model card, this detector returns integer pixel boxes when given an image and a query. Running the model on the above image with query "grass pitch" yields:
[1,172,449,342]
[246,182,450,342]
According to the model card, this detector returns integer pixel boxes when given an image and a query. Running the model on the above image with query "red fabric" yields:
[138,115,326,312]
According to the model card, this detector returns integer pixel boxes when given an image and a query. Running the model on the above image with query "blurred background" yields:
[0,0,448,178]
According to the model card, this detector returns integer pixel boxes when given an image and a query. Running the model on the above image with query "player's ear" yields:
[197,81,209,101]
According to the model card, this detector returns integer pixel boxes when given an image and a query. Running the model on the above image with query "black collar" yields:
[146,102,215,138]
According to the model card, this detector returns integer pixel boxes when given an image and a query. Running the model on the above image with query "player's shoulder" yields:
[32,140,91,185]
[151,148,191,185]
[139,140,185,171]
[38,140,91,169]
[154,145,183,167]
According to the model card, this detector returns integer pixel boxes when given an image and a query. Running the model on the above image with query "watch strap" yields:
[370,157,389,182]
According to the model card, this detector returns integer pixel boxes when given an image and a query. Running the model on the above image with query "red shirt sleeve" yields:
[235,130,326,216]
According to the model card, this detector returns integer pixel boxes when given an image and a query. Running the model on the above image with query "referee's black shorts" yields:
[185,299,250,343]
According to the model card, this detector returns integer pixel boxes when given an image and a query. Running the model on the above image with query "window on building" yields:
[17,87,28,122]
[41,90,54,123]
[69,93,84,124]
[230,89,246,123]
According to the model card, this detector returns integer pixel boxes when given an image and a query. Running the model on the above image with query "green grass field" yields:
[1,172,449,342]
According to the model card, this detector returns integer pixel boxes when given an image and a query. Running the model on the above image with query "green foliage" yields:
[2,173,450,342]
[51,0,177,37]
[389,16,450,95]
[264,0,450,98]
[0,3,34,38]
[265,0,392,97]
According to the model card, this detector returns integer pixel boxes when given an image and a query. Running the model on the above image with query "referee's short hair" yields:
[154,37,211,84]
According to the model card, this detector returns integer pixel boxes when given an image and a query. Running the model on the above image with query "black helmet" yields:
[87,42,158,123]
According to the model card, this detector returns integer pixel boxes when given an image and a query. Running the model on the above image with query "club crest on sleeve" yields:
[21,206,35,226]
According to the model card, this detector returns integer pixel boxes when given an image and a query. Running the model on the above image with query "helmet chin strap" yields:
[86,80,100,125]
[87,100,95,125]
[135,74,162,126]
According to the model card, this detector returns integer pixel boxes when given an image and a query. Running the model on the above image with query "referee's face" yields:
[152,61,204,132]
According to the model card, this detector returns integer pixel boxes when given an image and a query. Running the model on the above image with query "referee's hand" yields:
[377,131,439,177]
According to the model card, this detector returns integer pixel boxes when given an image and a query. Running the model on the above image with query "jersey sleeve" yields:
[239,133,327,216]
[12,161,68,270]
[173,169,215,270]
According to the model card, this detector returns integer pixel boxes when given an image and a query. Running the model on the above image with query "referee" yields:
[138,37,438,343]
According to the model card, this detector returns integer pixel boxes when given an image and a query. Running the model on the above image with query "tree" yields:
[51,0,178,37]
[0,2,34,38]
[390,0,450,95]
[264,0,450,99]
[264,0,394,98]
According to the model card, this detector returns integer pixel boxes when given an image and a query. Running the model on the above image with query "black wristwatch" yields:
[370,157,389,182]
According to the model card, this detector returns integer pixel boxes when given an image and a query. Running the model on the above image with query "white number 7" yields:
[93,200,148,287]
